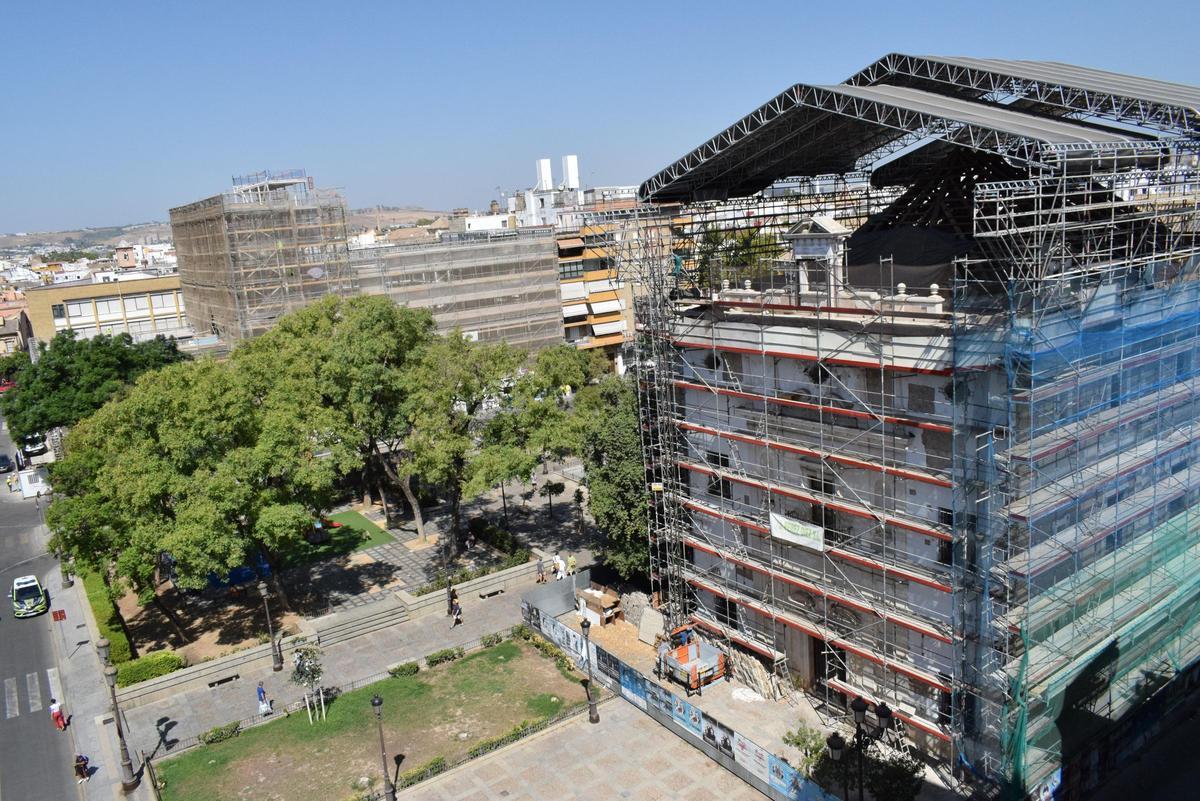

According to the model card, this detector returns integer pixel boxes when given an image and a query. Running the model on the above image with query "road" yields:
[0,414,76,800]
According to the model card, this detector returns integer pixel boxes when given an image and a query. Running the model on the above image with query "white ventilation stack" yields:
[536,158,553,191]
[562,154,580,190]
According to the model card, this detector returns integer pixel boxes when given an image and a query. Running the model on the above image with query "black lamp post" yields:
[258,581,283,672]
[842,697,894,801]
[826,731,849,801]
[103,665,141,792]
[580,618,600,724]
[371,695,398,801]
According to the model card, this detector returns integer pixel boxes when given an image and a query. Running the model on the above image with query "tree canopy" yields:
[0,331,188,441]
[577,374,649,580]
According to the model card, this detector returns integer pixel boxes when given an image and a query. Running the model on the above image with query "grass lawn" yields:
[158,640,586,801]
[282,510,395,567]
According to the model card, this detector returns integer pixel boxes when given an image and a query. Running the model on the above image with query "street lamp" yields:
[371,695,397,801]
[842,697,894,801]
[97,637,110,666]
[103,665,140,792]
[826,731,849,801]
[258,581,283,672]
[580,618,600,724]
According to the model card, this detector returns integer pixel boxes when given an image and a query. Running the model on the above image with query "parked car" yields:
[10,575,48,618]
[21,434,48,457]
[0,379,14,394]
[0,453,13,473]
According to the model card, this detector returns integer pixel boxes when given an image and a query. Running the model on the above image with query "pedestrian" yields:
[450,598,462,629]
[5,475,12,493]
[554,552,565,581]
[49,697,66,731]
[567,554,577,576]
[535,558,546,584]
[74,754,90,784]
[256,681,271,716]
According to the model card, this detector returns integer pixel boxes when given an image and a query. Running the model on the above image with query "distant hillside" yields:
[1,206,450,249]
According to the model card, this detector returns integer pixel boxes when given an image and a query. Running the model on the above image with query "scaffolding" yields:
[597,54,1200,800]
[348,229,563,352]
[169,170,353,341]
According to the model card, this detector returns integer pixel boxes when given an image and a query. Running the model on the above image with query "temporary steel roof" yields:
[640,54,1198,203]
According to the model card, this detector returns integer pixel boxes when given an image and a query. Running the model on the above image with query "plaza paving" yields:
[399,700,768,801]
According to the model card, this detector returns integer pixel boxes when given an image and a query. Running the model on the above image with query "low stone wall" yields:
[396,548,547,619]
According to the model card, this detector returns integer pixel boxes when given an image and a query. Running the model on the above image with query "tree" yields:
[0,350,28,381]
[782,723,828,778]
[404,332,524,547]
[289,643,327,724]
[866,748,924,801]
[0,331,188,441]
[540,480,565,521]
[577,375,649,580]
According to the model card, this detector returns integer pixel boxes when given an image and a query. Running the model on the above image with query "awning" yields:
[563,303,588,319]
[589,299,624,315]
[561,281,587,300]
[557,237,584,251]
[587,279,620,294]
[592,320,628,336]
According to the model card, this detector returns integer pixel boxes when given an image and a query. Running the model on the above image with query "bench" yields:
[478,587,504,599]
[207,674,240,689]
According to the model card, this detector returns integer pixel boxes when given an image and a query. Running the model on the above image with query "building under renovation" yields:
[602,55,1200,799]
[169,170,352,340]
[349,229,563,351]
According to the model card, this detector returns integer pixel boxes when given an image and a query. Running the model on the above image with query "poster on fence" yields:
[768,756,828,801]
[540,614,584,660]
[595,644,621,683]
[733,732,772,784]
[702,714,736,759]
[672,695,705,740]
[620,664,648,710]
[645,679,675,717]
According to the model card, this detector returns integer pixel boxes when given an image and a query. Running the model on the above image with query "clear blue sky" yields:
[1,0,1196,232]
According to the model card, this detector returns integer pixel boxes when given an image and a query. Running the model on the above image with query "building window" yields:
[51,304,65,319]
[938,539,954,565]
[559,261,584,280]
[706,451,731,499]
[938,507,954,528]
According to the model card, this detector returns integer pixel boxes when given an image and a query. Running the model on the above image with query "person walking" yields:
[554,552,565,581]
[49,698,66,731]
[450,598,463,629]
[5,475,12,493]
[535,558,546,584]
[74,754,90,784]
[256,682,271,716]
[567,554,577,576]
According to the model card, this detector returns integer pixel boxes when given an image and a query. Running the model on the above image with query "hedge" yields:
[425,647,465,667]
[467,517,520,554]
[480,632,503,648]
[412,549,531,596]
[115,650,186,687]
[199,721,241,745]
[82,572,133,664]
[397,756,447,788]
[388,661,420,677]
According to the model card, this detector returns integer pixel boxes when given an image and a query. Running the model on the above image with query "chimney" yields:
[562,155,580,190]
[536,158,553,191]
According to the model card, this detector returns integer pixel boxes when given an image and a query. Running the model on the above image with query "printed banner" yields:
[733,732,772,784]
[702,714,736,759]
[671,695,705,739]
[620,664,648,710]
[769,512,825,551]
[594,644,621,682]
[645,680,675,717]
[540,614,584,660]
[768,756,831,801]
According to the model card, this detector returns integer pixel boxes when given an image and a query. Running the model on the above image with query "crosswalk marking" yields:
[4,677,17,718]
[26,672,41,712]
[46,668,63,707]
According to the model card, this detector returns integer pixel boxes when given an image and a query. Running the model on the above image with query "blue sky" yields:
[1,0,1196,232]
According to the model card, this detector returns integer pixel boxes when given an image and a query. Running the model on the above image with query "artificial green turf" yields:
[281,510,395,567]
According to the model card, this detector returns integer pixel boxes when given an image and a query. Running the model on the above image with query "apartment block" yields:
[557,225,633,361]
[23,274,190,343]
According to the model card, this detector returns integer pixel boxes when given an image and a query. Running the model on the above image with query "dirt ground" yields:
[117,585,302,665]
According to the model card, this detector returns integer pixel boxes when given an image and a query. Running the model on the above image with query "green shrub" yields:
[510,623,532,641]
[397,755,447,787]
[388,661,420,677]
[468,517,519,553]
[425,647,465,667]
[480,632,503,648]
[467,719,537,758]
[115,650,186,687]
[82,572,133,663]
[199,721,241,745]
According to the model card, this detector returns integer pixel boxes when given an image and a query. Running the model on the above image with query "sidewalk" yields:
[122,582,530,759]
[45,540,154,801]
